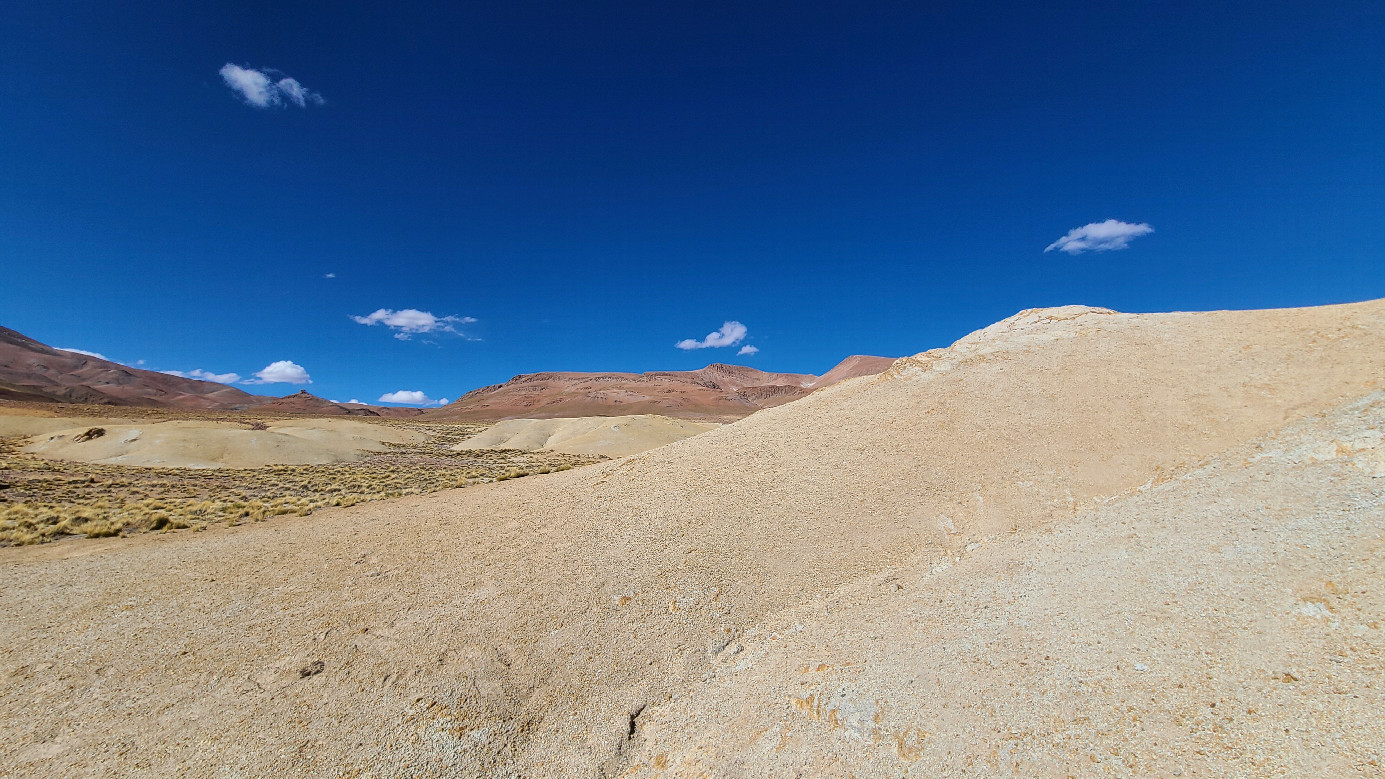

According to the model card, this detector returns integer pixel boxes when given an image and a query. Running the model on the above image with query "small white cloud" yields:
[324,272,336,279]
[273,77,319,108]
[346,398,362,405]
[58,347,108,361]
[352,308,477,339]
[377,390,448,406]
[219,63,324,109]
[189,369,242,384]
[1044,219,1154,255]
[737,345,759,356]
[243,360,312,384]
[676,321,748,350]
[161,368,242,384]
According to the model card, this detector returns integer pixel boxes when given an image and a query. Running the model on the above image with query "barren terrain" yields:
[423,356,895,422]
[455,414,719,458]
[0,415,598,545]
[1,300,1382,777]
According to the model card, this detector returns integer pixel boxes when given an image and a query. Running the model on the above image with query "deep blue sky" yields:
[3,2,1383,405]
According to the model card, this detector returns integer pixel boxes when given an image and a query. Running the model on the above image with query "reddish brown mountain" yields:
[257,391,425,418]
[0,326,262,409]
[2,324,892,420]
[422,356,897,422]
[811,354,898,387]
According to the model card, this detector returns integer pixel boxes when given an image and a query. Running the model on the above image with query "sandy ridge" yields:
[16,418,426,468]
[622,392,1385,776]
[1,299,1383,776]
[455,414,719,458]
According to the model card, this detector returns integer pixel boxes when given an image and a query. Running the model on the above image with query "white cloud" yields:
[346,398,363,405]
[161,368,242,384]
[377,390,448,406]
[351,308,477,339]
[1044,219,1154,255]
[676,321,748,350]
[273,77,319,108]
[58,347,108,361]
[243,360,312,384]
[324,272,336,279]
[737,345,759,356]
[219,63,324,109]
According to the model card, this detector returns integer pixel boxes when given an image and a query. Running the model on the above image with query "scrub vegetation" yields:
[0,416,600,545]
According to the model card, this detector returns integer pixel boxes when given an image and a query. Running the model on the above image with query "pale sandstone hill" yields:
[1,299,1383,777]
[455,414,719,458]
[622,392,1385,776]
[422,356,894,422]
[21,418,426,468]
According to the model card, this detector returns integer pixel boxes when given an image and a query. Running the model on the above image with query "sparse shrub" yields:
[0,421,601,545]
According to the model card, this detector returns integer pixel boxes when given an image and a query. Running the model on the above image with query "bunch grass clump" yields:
[0,419,602,545]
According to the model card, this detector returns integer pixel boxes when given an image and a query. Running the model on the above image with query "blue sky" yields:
[3,2,1383,405]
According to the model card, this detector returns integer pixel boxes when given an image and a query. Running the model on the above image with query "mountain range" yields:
[420,356,896,421]
[0,325,894,420]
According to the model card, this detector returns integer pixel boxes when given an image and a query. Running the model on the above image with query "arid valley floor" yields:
[2,301,1383,777]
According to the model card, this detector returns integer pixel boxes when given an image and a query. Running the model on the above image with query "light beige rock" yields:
[454,414,719,458]
[0,415,137,438]
[621,392,1385,777]
[19,418,425,468]
[1,298,1384,777]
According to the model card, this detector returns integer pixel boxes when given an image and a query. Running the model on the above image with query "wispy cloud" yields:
[1044,219,1154,255]
[243,360,311,384]
[324,272,336,279]
[352,308,477,340]
[676,321,748,350]
[737,345,759,356]
[378,390,449,406]
[58,347,109,361]
[161,368,242,384]
[219,63,324,109]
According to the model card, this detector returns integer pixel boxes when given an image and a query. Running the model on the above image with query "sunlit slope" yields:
[2,299,1383,776]
[546,300,1385,550]
[21,418,425,468]
[454,413,718,458]
[624,391,1385,776]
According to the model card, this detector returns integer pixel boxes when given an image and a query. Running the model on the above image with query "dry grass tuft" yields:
[0,418,603,545]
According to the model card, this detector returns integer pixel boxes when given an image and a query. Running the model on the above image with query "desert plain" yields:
[1,300,1383,777]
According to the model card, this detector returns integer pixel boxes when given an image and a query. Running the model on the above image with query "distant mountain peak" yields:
[0,325,263,409]
[424,357,896,423]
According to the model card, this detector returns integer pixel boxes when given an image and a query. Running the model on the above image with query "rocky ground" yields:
[623,393,1385,777]
[1,299,1382,777]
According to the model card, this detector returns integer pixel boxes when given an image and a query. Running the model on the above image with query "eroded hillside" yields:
[1,299,1382,777]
